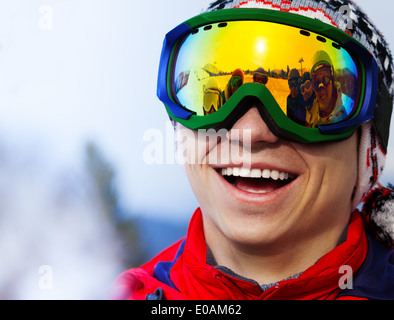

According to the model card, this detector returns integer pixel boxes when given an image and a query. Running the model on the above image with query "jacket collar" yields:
[165,208,368,300]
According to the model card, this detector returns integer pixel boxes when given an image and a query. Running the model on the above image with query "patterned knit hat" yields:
[206,0,394,246]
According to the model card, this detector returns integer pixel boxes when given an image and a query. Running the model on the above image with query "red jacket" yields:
[112,208,394,300]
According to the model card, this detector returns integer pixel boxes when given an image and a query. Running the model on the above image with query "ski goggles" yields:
[157,9,378,143]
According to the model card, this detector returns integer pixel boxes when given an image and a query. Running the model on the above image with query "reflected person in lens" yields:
[306,51,353,127]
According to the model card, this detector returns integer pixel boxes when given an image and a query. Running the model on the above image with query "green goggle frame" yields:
[157,8,379,144]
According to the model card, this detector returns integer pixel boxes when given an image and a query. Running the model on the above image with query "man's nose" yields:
[227,107,280,146]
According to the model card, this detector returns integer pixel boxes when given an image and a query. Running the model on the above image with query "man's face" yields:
[312,66,333,111]
[178,107,358,248]
[288,79,299,99]
[229,75,243,96]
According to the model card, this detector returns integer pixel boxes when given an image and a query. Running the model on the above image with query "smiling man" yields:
[307,50,351,126]
[114,0,394,300]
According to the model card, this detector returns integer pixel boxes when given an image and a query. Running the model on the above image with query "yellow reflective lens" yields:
[172,20,360,128]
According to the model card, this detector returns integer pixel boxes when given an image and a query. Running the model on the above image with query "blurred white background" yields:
[0,0,392,299]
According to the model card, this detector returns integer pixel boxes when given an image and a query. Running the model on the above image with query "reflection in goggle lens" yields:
[288,80,299,88]
[229,76,243,89]
[172,21,360,128]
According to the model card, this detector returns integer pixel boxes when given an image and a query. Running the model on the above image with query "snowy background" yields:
[0,0,392,299]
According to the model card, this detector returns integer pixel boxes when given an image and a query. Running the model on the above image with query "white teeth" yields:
[250,169,262,178]
[271,170,280,181]
[244,190,269,194]
[220,167,294,181]
[262,169,271,179]
[240,168,251,178]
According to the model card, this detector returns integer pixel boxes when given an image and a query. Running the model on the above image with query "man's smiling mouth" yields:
[218,167,297,194]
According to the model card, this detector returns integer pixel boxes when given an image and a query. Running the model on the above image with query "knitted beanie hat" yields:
[206,0,394,246]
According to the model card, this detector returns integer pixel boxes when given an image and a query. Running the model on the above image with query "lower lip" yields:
[214,170,298,205]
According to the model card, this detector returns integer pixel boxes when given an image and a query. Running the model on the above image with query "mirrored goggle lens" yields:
[171,21,361,128]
